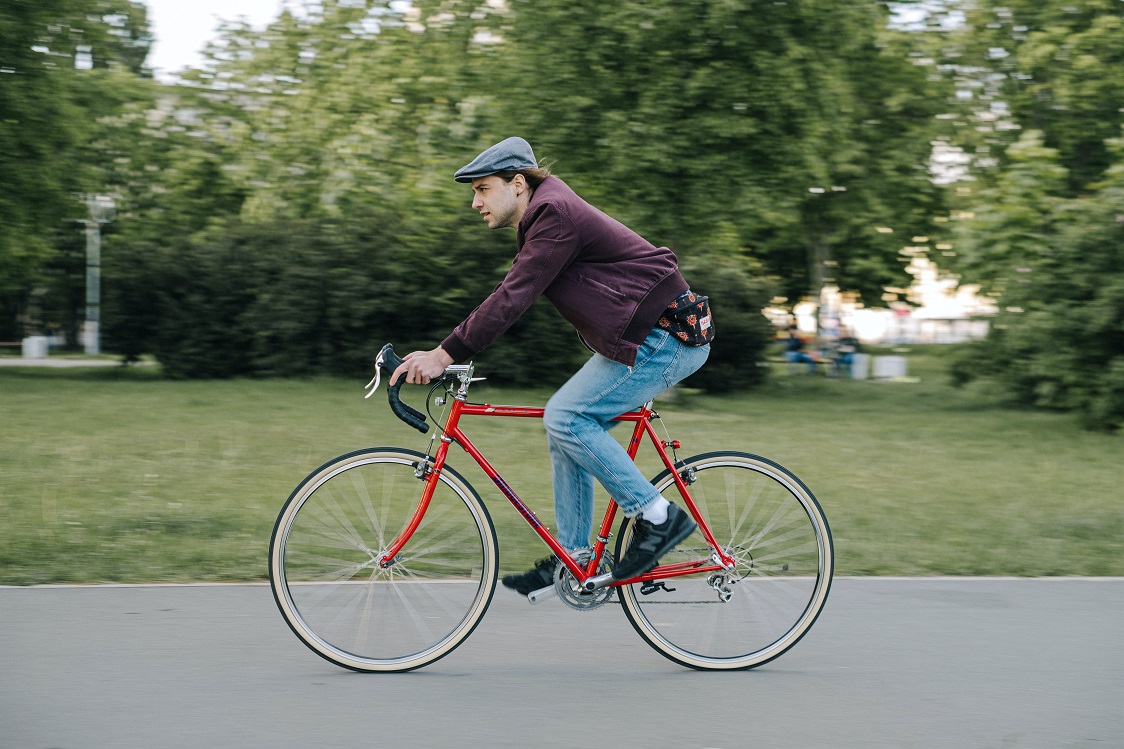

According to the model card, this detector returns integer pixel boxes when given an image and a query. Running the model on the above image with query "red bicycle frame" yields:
[379,389,736,588]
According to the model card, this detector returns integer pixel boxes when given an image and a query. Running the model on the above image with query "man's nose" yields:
[471,194,483,210]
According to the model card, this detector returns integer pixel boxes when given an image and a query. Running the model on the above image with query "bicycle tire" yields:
[269,447,498,672]
[616,451,833,670]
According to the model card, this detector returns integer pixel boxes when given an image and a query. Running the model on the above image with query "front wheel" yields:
[269,448,498,672]
[616,451,833,670]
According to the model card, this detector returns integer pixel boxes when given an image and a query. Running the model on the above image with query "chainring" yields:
[554,549,616,611]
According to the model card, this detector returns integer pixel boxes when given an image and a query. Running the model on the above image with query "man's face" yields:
[470,175,521,229]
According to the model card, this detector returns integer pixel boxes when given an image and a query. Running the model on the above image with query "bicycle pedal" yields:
[640,581,676,596]
[526,585,557,605]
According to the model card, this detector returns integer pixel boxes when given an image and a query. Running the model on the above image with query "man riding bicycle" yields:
[392,137,713,595]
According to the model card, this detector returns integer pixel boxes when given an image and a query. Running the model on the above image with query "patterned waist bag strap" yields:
[658,291,715,346]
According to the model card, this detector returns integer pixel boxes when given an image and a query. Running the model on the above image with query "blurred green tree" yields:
[949,0,1123,194]
[493,0,950,304]
[89,0,952,384]
[951,132,1124,430]
[937,0,1124,429]
[99,0,529,375]
[0,0,152,341]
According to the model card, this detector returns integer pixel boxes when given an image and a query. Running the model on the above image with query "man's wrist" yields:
[439,334,473,364]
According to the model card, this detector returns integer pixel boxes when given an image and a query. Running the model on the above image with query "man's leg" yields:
[545,330,708,563]
[546,426,597,552]
[502,329,707,595]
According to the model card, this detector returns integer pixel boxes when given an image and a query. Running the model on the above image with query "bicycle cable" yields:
[652,409,683,467]
[424,377,456,434]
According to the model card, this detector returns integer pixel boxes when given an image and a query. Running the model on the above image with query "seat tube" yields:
[589,409,651,574]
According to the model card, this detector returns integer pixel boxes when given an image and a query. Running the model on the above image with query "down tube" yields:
[449,425,576,571]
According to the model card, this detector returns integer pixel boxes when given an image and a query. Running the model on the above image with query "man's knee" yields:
[543,397,572,438]
[545,397,603,441]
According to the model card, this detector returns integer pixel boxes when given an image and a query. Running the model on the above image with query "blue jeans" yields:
[784,350,817,373]
[543,328,710,550]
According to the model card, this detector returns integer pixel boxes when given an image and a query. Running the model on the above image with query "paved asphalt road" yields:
[1,578,1120,749]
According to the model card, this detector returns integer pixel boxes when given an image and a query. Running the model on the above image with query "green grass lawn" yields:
[1,347,1120,584]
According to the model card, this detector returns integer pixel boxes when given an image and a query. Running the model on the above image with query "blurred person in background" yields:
[831,327,860,378]
[784,323,817,374]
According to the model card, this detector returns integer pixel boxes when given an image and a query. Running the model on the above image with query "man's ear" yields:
[512,173,528,195]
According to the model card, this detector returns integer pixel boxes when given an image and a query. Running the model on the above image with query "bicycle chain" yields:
[620,546,754,604]
[553,545,754,608]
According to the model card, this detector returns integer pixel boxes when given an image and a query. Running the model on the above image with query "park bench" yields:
[767,354,837,376]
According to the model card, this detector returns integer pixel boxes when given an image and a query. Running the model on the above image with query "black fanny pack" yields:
[658,291,715,346]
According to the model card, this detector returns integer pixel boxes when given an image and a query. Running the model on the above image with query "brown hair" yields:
[494,166,553,189]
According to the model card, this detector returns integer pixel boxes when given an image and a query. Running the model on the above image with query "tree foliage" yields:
[951,0,1124,193]
[0,0,152,339]
[7,0,1119,420]
[495,0,949,302]
[950,132,1124,430]
[938,0,1124,430]
[98,0,817,382]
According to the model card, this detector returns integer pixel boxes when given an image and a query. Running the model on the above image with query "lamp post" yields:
[83,195,114,355]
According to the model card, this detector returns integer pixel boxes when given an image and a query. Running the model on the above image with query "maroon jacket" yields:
[440,176,688,366]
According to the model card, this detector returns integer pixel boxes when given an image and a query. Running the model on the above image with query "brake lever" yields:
[363,350,385,399]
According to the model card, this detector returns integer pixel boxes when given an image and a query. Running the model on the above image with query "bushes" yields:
[679,254,776,392]
[952,306,1124,433]
[102,219,777,391]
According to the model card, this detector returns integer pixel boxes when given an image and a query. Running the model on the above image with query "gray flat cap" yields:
[454,137,538,182]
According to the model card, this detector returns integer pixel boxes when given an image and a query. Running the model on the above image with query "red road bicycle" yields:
[269,344,833,672]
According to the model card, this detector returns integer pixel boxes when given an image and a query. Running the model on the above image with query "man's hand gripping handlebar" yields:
[364,343,430,433]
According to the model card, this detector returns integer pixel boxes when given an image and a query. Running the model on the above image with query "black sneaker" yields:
[502,556,559,595]
[612,504,697,581]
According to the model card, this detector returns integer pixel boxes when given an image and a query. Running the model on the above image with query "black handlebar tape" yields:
[388,385,430,433]
[378,344,430,434]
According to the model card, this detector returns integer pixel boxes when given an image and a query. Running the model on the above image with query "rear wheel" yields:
[616,451,833,670]
[269,448,498,672]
